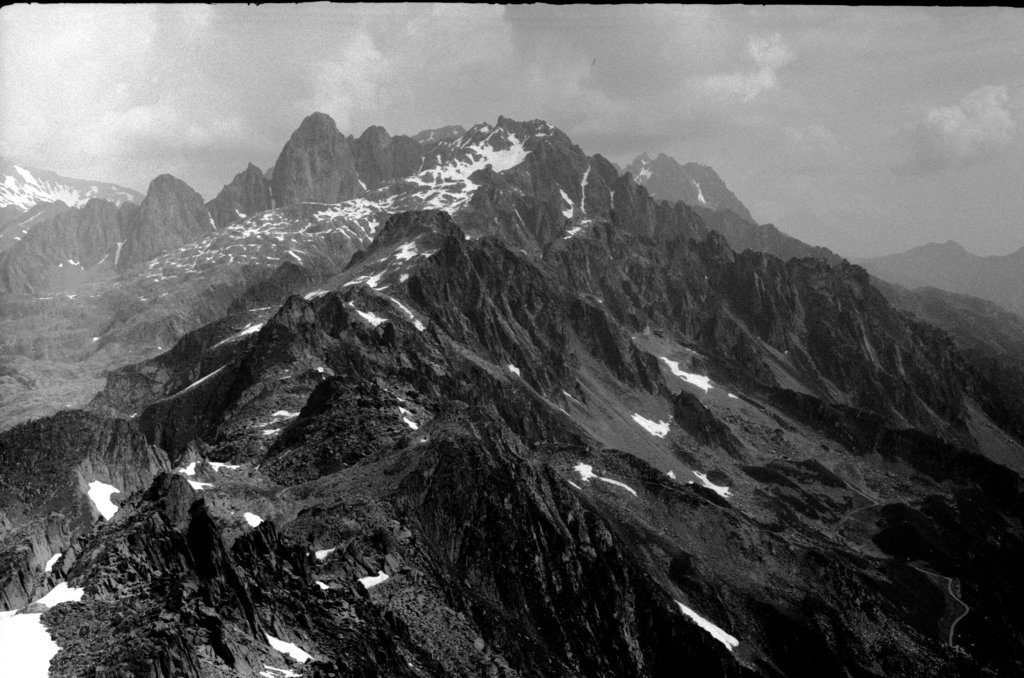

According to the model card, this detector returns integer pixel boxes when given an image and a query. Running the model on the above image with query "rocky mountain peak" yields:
[206,162,273,229]
[625,153,754,223]
[352,124,423,191]
[117,174,213,271]
[271,111,360,207]
[296,110,340,135]
[146,173,202,200]
[358,124,392,147]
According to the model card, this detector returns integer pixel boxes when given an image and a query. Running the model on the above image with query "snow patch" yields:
[316,581,330,590]
[260,666,301,678]
[573,463,638,497]
[667,470,676,480]
[660,357,712,392]
[675,600,739,651]
[176,461,197,477]
[692,180,708,205]
[387,297,426,331]
[631,413,670,438]
[507,364,521,377]
[265,633,313,663]
[244,512,263,528]
[399,407,419,430]
[87,480,120,520]
[315,548,336,561]
[359,571,390,589]
[34,582,85,608]
[693,471,731,498]
[188,480,214,491]
[580,165,590,214]
[211,322,264,349]
[393,240,420,260]
[209,462,241,472]
[177,365,227,395]
[44,553,62,573]
[0,611,61,678]
[559,189,574,218]
[356,309,388,327]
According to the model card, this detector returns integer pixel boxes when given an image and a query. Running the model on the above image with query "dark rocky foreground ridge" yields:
[1,114,1024,676]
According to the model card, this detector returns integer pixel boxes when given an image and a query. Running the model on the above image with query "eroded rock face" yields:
[0,411,169,608]
[119,174,214,271]
[207,163,273,229]
[270,112,361,207]
[0,198,137,294]
[352,126,424,191]
[44,473,419,678]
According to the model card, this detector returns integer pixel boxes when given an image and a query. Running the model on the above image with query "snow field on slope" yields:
[659,357,712,392]
[573,462,638,496]
[631,413,670,438]
[87,480,120,520]
[675,600,739,651]
[265,633,313,663]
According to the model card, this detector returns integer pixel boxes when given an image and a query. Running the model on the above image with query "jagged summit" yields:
[625,152,754,222]
[270,111,361,206]
[116,174,213,272]
[206,162,273,229]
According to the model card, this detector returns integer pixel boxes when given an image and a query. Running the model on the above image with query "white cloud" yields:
[908,85,1016,172]
[704,34,795,102]
[301,32,390,131]
[783,123,853,169]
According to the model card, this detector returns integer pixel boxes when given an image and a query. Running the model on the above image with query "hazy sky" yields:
[1,4,1022,257]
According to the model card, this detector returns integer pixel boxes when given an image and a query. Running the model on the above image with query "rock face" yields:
[352,125,424,190]
[118,174,215,271]
[0,411,169,609]
[270,112,362,207]
[0,198,137,293]
[206,163,273,229]
[626,153,754,222]
[0,200,69,253]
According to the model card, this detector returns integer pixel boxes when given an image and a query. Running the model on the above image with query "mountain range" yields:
[1,113,1024,677]
[861,240,1024,319]
[0,157,142,253]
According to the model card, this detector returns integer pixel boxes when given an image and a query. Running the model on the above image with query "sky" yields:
[1,4,1022,258]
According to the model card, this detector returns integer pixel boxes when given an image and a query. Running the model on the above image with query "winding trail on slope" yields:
[910,564,970,648]
[828,480,970,648]
[829,479,880,537]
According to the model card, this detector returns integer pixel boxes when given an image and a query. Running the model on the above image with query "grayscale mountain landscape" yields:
[1,5,1022,678]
